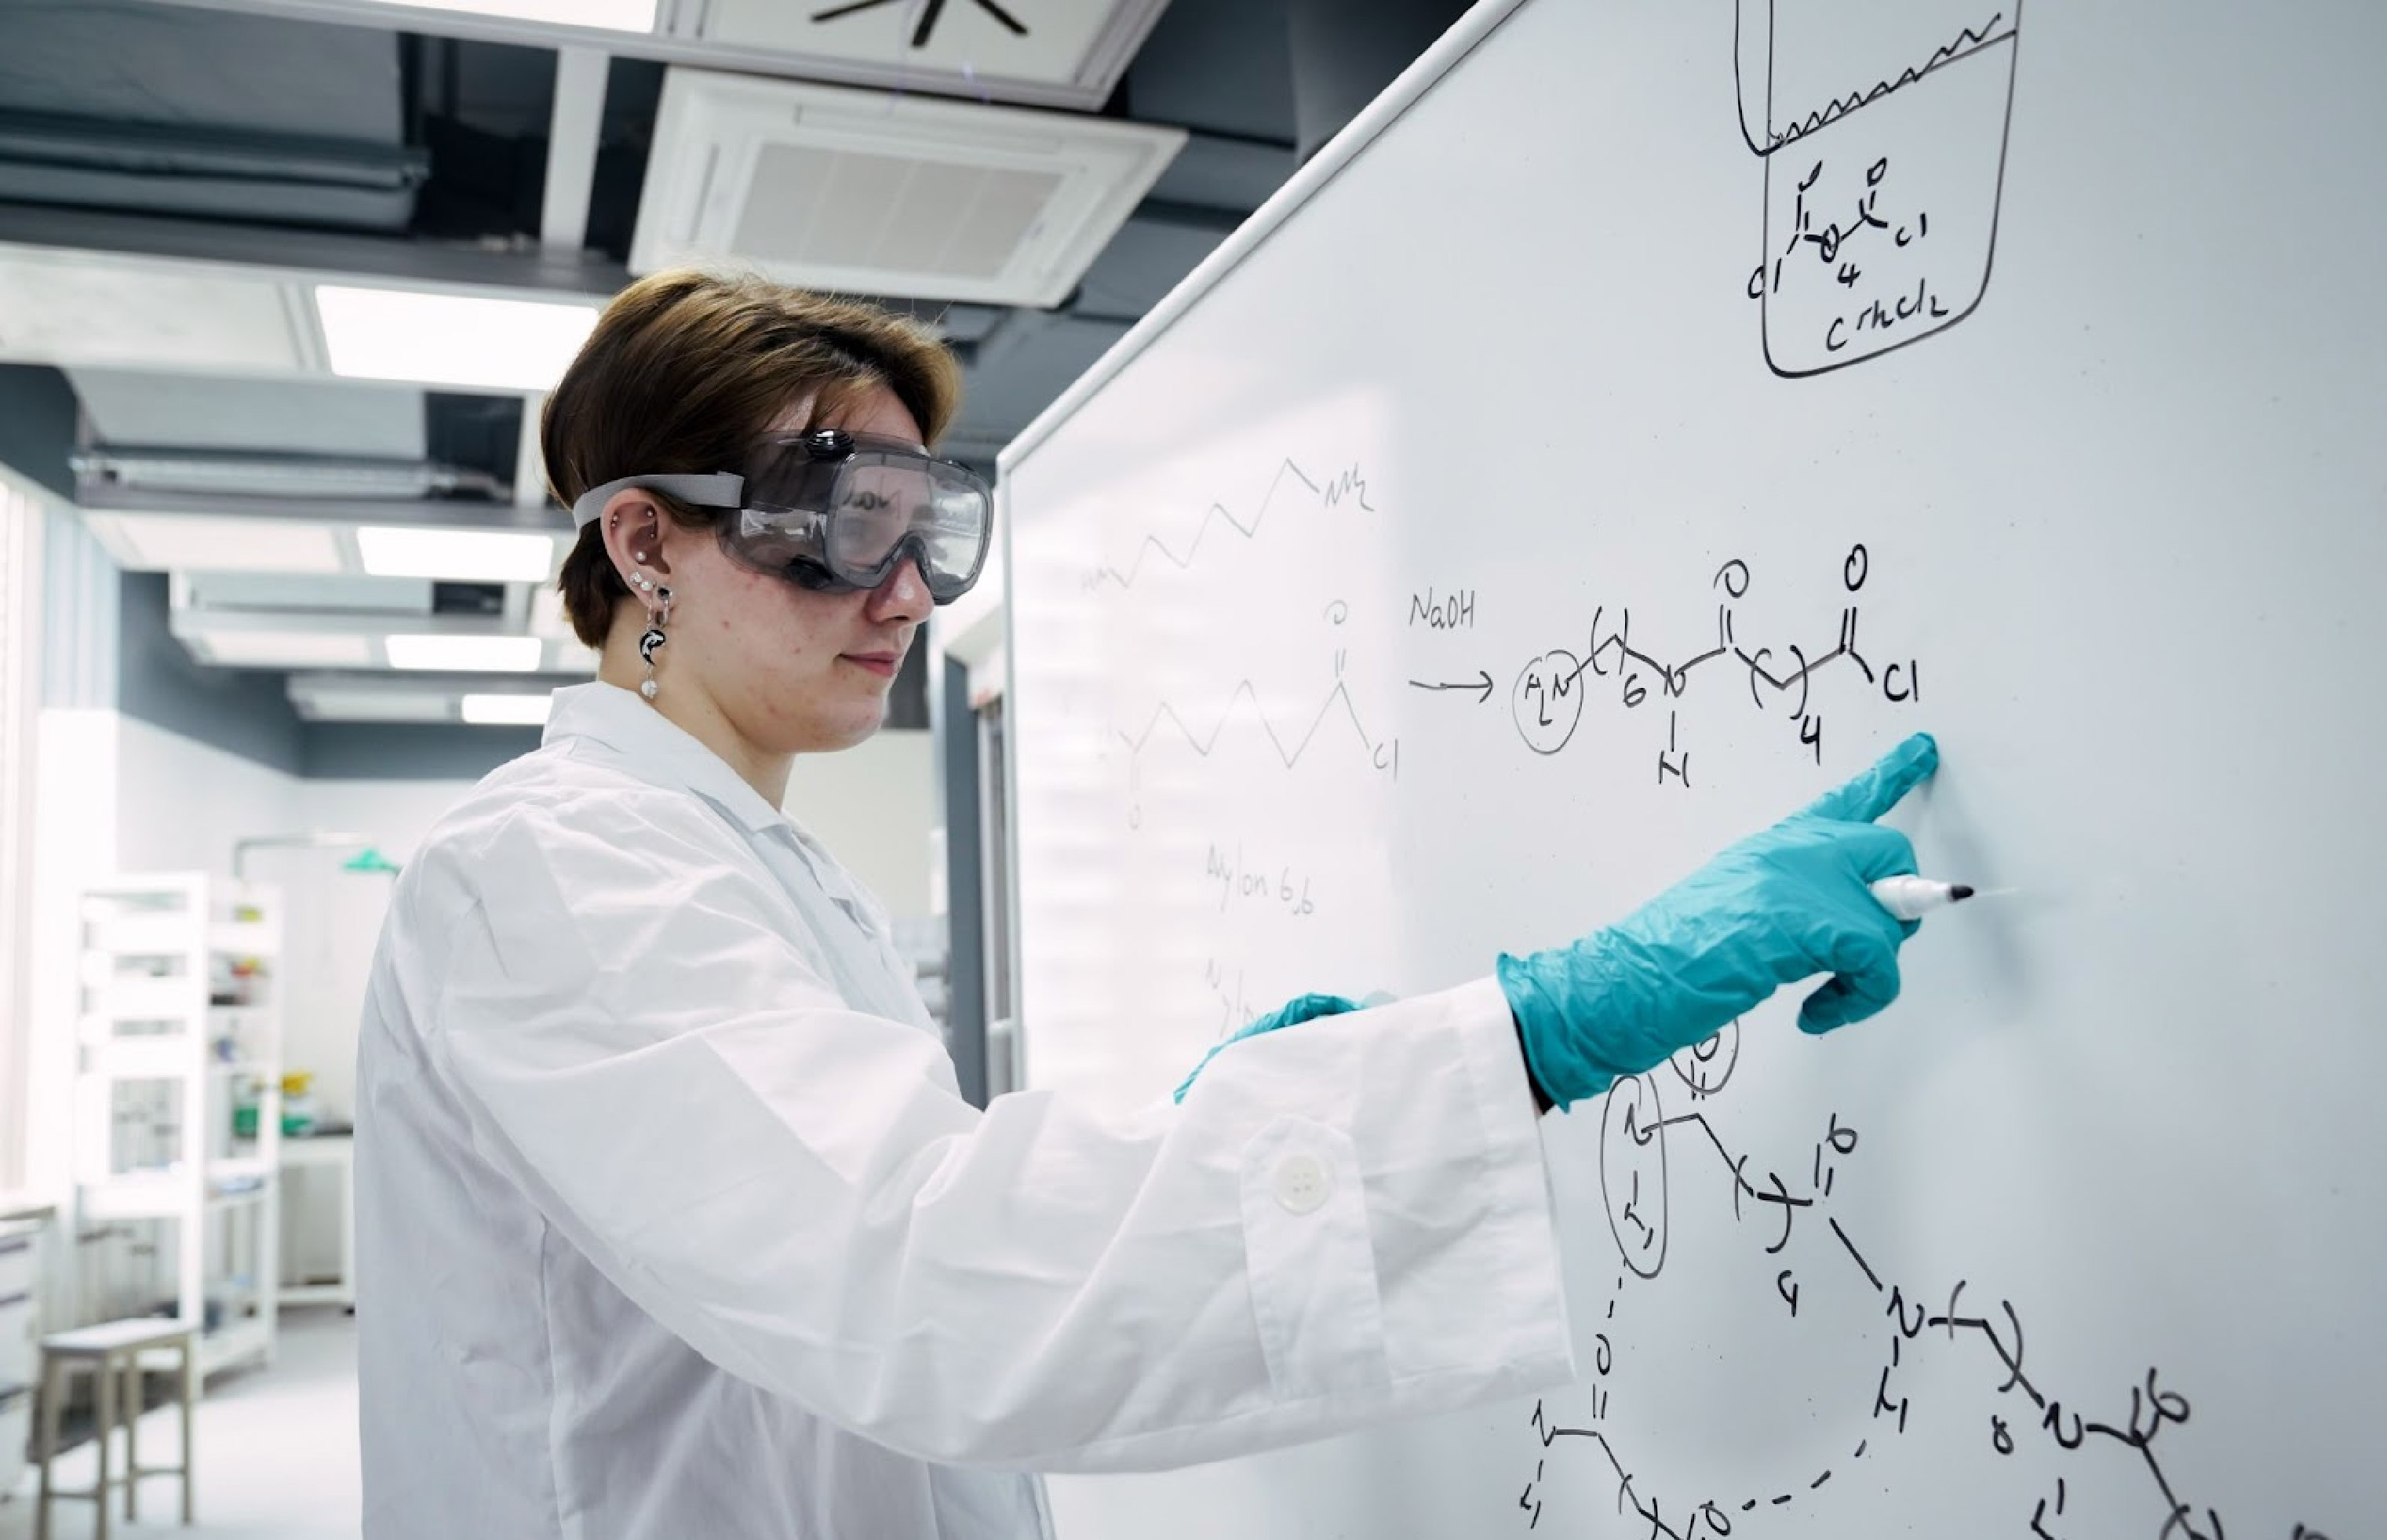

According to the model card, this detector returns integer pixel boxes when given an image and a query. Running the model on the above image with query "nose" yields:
[865,544,935,621]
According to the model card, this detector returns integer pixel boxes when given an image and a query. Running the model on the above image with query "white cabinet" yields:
[72,874,282,1378]
[0,1215,41,1501]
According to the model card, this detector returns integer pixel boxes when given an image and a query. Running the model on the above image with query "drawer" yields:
[0,1301,29,1388]
[0,1236,31,1302]
[0,1389,27,1505]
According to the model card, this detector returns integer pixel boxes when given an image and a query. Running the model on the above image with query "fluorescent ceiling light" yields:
[102,513,346,574]
[385,635,545,672]
[371,0,657,30]
[461,693,556,726]
[202,631,377,668]
[357,526,559,582]
[315,286,599,391]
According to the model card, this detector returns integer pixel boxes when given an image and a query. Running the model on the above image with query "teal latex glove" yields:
[1498,733,1941,1110]
[1172,992,1359,1103]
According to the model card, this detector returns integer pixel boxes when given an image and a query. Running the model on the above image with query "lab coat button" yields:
[1273,1154,1332,1214]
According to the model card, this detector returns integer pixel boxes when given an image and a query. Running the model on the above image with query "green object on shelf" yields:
[282,1071,316,1137]
[233,1100,258,1139]
[341,847,400,875]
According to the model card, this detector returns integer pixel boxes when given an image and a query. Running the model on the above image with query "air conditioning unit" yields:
[661,0,1173,109]
[630,70,1185,309]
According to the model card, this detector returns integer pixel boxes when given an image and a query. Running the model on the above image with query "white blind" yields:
[0,480,36,1188]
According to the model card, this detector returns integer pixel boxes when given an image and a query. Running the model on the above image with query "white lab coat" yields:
[355,681,1573,1539]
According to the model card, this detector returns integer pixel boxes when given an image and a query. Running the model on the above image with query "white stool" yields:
[33,1319,195,1540]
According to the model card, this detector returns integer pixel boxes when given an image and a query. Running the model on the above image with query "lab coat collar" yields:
[542,683,791,836]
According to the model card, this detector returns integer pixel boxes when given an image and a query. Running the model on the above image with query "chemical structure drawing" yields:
[1113,672,1398,829]
[1088,460,1396,826]
[1498,544,1919,786]
[1732,0,2023,375]
[1512,1028,2334,1540]
[1081,457,1374,594]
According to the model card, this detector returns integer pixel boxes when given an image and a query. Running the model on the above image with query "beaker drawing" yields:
[1736,0,2022,375]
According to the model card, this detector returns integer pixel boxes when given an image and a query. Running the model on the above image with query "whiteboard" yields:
[998,0,2385,1535]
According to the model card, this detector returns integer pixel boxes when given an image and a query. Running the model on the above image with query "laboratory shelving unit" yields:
[71,872,282,1378]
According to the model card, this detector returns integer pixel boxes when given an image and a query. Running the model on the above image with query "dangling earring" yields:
[629,570,671,701]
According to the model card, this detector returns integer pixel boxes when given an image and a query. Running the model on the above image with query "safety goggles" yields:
[569,429,993,604]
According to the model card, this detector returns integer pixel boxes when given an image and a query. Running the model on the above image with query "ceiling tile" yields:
[0,248,308,373]
[69,369,426,458]
[696,0,1123,89]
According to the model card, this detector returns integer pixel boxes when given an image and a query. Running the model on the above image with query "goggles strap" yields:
[570,472,745,529]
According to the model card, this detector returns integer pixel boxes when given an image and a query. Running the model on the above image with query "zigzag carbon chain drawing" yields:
[1084,458,1398,831]
[1081,457,1376,595]
[1111,673,1399,831]
[1489,543,1922,787]
[1511,1025,2334,1540]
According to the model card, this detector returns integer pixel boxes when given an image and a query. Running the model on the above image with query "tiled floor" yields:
[1,1310,360,1540]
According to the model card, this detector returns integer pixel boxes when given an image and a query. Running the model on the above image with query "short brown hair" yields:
[545,269,964,646]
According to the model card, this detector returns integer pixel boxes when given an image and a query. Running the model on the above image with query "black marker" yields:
[1868,876,1976,920]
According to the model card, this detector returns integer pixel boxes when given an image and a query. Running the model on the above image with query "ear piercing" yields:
[628,570,672,701]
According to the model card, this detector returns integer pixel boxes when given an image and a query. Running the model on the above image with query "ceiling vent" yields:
[630,70,1184,308]
[660,0,1174,107]
[71,449,505,502]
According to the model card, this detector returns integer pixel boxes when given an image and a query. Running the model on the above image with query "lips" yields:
[841,652,901,678]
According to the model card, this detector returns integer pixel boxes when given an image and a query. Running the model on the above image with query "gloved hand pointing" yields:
[1499,733,1941,1110]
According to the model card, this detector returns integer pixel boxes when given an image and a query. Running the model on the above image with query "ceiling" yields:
[0,0,1469,730]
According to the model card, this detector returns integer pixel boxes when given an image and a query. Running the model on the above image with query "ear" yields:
[592,489,681,589]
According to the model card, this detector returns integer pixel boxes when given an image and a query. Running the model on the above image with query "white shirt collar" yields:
[541,683,789,835]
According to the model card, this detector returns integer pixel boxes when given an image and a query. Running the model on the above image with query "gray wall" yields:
[304,722,539,780]
[117,573,541,778]
[37,537,538,784]
[117,570,305,774]
[0,364,75,501]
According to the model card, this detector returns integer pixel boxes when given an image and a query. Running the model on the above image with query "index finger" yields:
[1798,732,1940,823]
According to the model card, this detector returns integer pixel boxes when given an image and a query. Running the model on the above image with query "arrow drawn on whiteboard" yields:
[1408,670,1495,703]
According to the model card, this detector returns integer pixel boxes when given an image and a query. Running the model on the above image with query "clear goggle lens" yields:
[729,434,989,603]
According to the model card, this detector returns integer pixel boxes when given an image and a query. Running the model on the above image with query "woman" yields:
[355,268,1938,1539]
